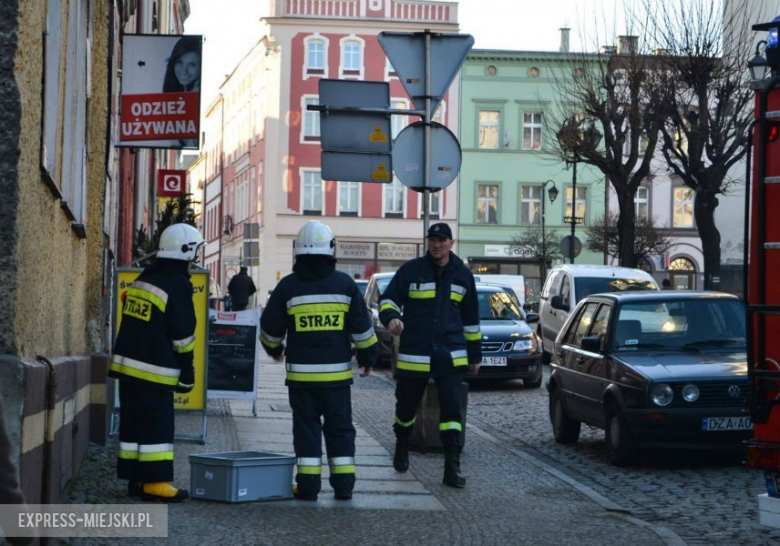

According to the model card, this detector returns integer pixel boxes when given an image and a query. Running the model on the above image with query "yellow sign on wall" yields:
[115,267,209,411]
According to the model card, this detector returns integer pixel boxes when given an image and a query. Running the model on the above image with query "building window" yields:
[340,37,364,78]
[418,191,442,219]
[384,177,405,218]
[391,99,408,140]
[479,110,500,149]
[386,58,398,80]
[339,181,360,216]
[432,101,446,124]
[522,112,543,150]
[302,96,320,141]
[565,186,587,225]
[520,185,541,225]
[477,184,498,224]
[635,186,649,221]
[673,187,694,227]
[306,38,326,76]
[302,170,323,215]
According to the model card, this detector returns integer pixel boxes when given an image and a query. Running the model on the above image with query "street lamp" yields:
[540,180,559,283]
[556,115,602,264]
[748,40,769,81]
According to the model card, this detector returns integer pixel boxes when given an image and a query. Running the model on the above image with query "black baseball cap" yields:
[426,222,453,239]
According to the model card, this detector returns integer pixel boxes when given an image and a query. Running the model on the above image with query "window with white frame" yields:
[479,110,500,149]
[477,184,498,224]
[391,99,408,140]
[302,170,323,215]
[418,191,442,219]
[306,39,326,75]
[523,112,543,150]
[341,39,363,77]
[43,0,64,188]
[565,186,587,225]
[432,102,446,124]
[302,96,320,141]
[235,177,248,222]
[673,186,694,227]
[339,181,360,216]
[635,186,649,221]
[386,58,398,80]
[384,177,405,217]
[520,185,541,224]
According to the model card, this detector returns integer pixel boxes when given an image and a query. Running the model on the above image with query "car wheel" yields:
[605,403,639,467]
[538,327,552,364]
[550,389,580,444]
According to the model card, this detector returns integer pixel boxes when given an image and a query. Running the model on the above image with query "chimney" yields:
[559,28,570,53]
[617,35,638,55]
[601,45,617,55]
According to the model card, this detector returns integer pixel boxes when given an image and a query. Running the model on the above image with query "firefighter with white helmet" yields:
[110,223,204,502]
[260,220,378,501]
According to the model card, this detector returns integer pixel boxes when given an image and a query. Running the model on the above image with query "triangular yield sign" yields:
[379,32,474,118]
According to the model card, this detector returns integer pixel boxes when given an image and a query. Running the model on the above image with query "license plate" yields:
[701,416,752,431]
[481,356,507,366]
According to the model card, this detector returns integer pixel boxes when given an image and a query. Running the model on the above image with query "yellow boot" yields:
[141,482,189,502]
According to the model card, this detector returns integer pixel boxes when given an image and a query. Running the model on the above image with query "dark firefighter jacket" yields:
[260,255,378,388]
[379,252,482,378]
[110,259,196,391]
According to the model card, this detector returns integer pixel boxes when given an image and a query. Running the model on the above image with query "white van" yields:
[538,265,658,360]
[473,274,526,308]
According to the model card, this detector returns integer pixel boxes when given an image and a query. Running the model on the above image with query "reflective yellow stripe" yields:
[286,371,353,382]
[118,450,138,460]
[395,415,416,427]
[172,339,196,353]
[297,466,322,475]
[439,422,462,432]
[287,303,350,315]
[110,362,180,386]
[354,334,378,349]
[396,361,430,372]
[330,465,356,474]
[261,335,282,349]
[138,451,174,462]
[453,357,468,367]
[408,290,435,299]
[450,292,464,302]
[464,331,482,341]
[380,302,400,312]
[126,287,166,313]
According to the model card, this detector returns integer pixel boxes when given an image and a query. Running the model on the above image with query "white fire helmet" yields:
[157,223,205,261]
[294,220,335,257]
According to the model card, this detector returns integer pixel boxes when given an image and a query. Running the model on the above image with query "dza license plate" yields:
[481,356,507,366]
[701,416,752,431]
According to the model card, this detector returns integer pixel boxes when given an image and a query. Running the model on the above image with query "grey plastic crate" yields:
[189,451,296,503]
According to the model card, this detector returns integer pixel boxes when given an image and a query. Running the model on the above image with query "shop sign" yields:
[378,243,417,261]
[336,241,376,260]
[484,244,536,258]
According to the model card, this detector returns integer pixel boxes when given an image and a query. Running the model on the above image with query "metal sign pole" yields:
[423,30,432,249]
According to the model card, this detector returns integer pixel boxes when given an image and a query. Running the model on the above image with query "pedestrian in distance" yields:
[260,220,378,501]
[662,278,672,290]
[109,223,204,502]
[379,222,482,488]
[227,266,257,311]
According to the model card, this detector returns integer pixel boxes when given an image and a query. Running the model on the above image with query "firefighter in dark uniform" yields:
[260,220,378,501]
[110,223,204,502]
[379,222,481,488]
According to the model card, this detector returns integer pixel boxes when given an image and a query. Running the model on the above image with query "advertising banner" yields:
[207,309,260,403]
[157,169,187,197]
[118,34,203,149]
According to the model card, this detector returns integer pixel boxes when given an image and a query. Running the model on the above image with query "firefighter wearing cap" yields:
[379,222,481,488]
[260,220,378,501]
[110,223,204,502]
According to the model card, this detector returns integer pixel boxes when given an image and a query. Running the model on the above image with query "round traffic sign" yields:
[392,121,462,191]
[560,235,582,259]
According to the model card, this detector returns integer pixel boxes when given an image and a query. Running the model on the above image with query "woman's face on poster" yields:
[174,51,200,87]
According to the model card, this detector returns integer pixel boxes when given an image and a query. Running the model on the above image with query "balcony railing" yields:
[272,0,458,24]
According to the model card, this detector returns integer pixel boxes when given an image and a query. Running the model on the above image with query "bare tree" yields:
[586,213,676,263]
[510,227,563,267]
[546,24,662,268]
[639,0,754,289]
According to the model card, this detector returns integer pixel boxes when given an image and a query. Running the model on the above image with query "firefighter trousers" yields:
[394,372,465,448]
[288,386,356,496]
[117,381,175,483]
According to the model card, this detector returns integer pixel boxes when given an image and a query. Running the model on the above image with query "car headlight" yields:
[681,384,699,402]
[650,383,674,407]
[513,336,538,352]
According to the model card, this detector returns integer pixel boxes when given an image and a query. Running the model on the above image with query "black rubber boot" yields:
[393,437,410,473]
[443,447,466,488]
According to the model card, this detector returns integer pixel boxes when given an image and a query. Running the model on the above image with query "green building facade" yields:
[458,50,606,308]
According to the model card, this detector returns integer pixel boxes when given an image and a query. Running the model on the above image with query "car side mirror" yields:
[581,336,602,353]
[550,295,566,310]
[525,312,540,324]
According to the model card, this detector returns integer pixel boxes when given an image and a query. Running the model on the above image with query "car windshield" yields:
[376,276,392,295]
[355,281,368,297]
[613,298,746,351]
[477,289,524,321]
[575,277,657,303]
